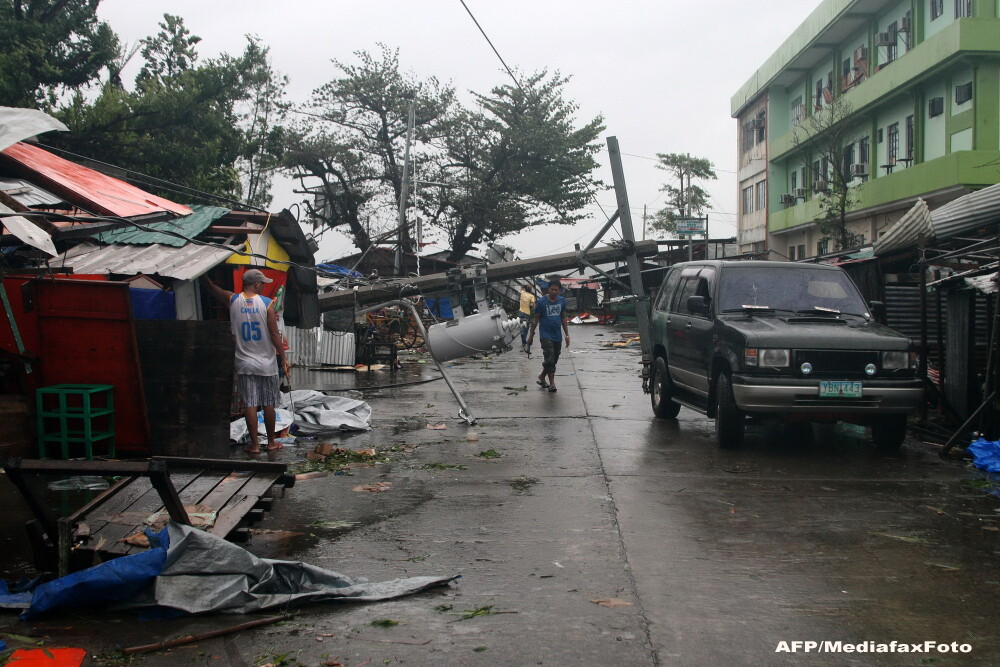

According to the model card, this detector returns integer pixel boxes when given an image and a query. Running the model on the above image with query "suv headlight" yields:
[744,348,790,368]
[882,350,911,370]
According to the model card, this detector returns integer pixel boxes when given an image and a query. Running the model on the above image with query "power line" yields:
[458,0,525,95]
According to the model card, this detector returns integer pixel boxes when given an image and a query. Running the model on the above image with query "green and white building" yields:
[732,0,1000,259]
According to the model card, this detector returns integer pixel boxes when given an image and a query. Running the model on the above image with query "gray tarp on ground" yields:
[119,522,455,615]
[281,390,372,435]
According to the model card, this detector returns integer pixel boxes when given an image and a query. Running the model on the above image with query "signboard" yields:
[675,218,706,235]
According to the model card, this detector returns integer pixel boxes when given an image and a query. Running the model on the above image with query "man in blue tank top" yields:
[526,279,570,392]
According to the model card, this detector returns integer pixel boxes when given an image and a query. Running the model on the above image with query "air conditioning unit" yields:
[928,96,944,117]
[813,180,829,193]
[854,46,868,61]
[779,194,796,205]
[850,163,869,177]
[793,188,808,199]
[874,32,895,46]
[899,16,912,32]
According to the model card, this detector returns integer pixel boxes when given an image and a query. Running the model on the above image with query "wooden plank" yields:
[196,472,254,515]
[209,472,284,539]
[153,456,287,474]
[317,239,660,310]
[86,471,202,553]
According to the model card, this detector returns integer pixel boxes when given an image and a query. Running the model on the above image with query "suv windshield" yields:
[718,266,868,314]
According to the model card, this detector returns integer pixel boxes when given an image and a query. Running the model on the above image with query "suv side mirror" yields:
[868,300,886,321]
[687,295,710,315]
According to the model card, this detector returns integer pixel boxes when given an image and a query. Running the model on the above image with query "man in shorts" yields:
[526,279,570,392]
[202,268,289,454]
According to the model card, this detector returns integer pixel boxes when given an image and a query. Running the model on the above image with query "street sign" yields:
[675,218,705,235]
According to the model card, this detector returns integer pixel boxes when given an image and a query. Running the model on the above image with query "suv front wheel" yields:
[872,414,907,451]
[715,372,745,449]
[651,356,681,419]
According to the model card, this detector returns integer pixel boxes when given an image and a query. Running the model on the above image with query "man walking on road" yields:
[527,279,570,392]
[202,268,289,455]
[518,283,537,353]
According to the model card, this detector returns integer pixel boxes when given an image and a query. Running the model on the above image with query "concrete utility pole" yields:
[393,101,416,277]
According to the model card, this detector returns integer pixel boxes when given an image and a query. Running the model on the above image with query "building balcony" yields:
[769,18,1000,161]
[768,150,1000,234]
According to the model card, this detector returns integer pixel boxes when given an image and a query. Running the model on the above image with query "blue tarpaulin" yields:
[968,437,1000,475]
[317,263,363,279]
[22,526,169,619]
[129,287,176,319]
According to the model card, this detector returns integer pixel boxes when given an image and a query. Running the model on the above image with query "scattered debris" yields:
[477,449,502,459]
[872,532,929,544]
[926,562,962,571]
[509,476,539,494]
[370,619,399,628]
[355,635,431,645]
[123,614,293,655]
[591,598,633,608]
[503,385,528,395]
[309,520,359,529]
[466,432,479,442]
[120,532,150,548]
[294,471,331,481]
[426,423,447,430]
[352,481,393,492]
[420,463,467,471]
[8,648,87,666]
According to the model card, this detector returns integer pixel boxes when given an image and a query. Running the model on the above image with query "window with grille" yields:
[955,0,972,17]
[843,143,856,177]
[859,137,870,165]
[791,96,804,127]
[742,185,754,214]
[930,0,943,19]
[755,181,766,210]
[887,123,899,163]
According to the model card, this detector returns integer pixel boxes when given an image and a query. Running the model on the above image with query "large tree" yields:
[649,153,717,237]
[283,45,453,252]
[0,0,118,108]
[51,15,287,206]
[791,96,858,252]
[285,55,605,262]
[432,71,604,261]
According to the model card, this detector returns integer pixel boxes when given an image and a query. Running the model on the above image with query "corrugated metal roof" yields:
[873,198,932,255]
[932,182,1000,241]
[0,142,191,218]
[0,201,56,255]
[93,205,230,247]
[0,176,64,207]
[56,242,237,280]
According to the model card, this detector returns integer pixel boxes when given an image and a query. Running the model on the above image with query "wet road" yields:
[3,325,999,665]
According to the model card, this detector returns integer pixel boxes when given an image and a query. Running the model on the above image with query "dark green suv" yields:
[649,260,922,450]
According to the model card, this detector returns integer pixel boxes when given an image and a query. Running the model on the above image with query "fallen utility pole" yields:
[318,239,659,311]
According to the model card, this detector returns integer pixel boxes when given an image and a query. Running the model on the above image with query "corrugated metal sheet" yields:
[932,181,1000,240]
[318,330,355,365]
[0,176,64,207]
[0,201,56,255]
[286,327,355,366]
[56,242,237,280]
[884,284,990,369]
[94,205,230,247]
[873,198,932,255]
[0,141,191,217]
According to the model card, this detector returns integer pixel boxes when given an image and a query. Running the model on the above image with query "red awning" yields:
[0,142,191,218]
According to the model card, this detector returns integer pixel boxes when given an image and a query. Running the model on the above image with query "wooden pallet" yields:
[4,456,294,575]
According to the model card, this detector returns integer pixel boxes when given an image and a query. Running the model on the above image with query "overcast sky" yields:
[96,0,816,262]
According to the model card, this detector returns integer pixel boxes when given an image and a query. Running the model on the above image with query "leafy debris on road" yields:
[503,385,528,395]
[370,619,399,628]
[421,463,467,471]
[509,476,539,494]
[476,449,502,459]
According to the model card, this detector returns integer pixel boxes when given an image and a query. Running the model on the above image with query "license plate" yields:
[819,381,863,398]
